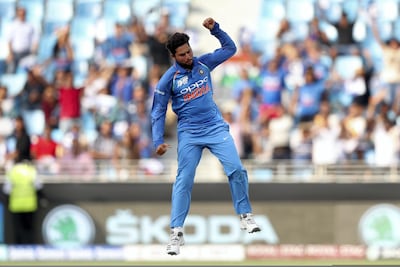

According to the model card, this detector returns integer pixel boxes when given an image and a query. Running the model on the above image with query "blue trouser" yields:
[170,124,252,228]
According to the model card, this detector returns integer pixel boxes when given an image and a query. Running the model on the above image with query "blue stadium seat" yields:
[0,38,8,60]
[23,109,45,136]
[286,0,315,22]
[0,0,16,21]
[45,0,74,22]
[393,17,400,40]
[18,0,44,25]
[260,0,285,21]
[333,55,363,80]
[375,0,399,22]
[71,37,95,60]
[103,0,131,24]
[291,21,309,41]
[321,0,342,23]
[75,0,102,19]
[0,73,27,97]
[132,0,161,18]
[342,0,359,22]
[37,34,57,62]
[376,20,393,42]
[70,17,97,40]
[254,18,281,41]
[72,60,89,87]
[162,0,190,29]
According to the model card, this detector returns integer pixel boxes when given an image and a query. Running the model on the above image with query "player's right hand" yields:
[156,143,170,156]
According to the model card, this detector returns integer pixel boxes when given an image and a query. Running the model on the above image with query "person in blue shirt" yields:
[151,18,261,256]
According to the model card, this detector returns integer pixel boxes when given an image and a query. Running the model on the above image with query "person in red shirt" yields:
[30,124,60,174]
[57,70,83,134]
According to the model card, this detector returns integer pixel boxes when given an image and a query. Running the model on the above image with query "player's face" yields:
[174,43,193,69]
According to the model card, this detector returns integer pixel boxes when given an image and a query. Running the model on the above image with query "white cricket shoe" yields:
[166,227,185,255]
[240,213,261,233]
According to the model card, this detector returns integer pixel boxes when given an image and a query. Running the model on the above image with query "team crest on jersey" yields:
[199,69,204,75]
[177,76,189,87]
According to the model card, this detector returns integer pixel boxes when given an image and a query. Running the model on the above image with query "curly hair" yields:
[165,32,190,56]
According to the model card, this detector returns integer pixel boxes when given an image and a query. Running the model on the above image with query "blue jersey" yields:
[151,23,237,149]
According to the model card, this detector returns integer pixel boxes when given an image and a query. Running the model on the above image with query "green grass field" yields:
[2,259,400,266]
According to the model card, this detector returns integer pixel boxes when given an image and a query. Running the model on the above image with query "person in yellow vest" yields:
[3,158,43,244]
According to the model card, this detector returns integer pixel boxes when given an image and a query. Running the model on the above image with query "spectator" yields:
[311,100,342,165]
[6,116,31,164]
[43,26,74,81]
[290,122,313,163]
[16,66,48,115]
[58,137,95,180]
[5,7,39,73]
[308,17,331,48]
[268,107,294,160]
[0,85,15,118]
[290,66,326,123]
[370,18,400,110]
[258,58,286,124]
[223,110,244,158]
[41,85,59,129]
[146,24,172,74]
[90,120,118,179]
[371,111,400,167]
[252,121,272,163]
[331,12,358,55]
[233,88,259,159]
[108,65,136,105]
[101,23,134,66]
[113,126,141,179]
[57,71,83,134]
[276,18,297,44]
[30,124,60,175]
[339,102,367,160]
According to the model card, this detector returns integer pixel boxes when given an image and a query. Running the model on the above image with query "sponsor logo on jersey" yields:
[179,76,210,101]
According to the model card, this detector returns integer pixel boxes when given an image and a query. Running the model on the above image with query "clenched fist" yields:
[202,17,215,30]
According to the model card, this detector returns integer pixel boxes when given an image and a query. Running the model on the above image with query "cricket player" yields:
[151,17,260,255]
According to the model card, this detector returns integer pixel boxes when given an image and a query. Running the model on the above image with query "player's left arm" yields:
[199,19,237,70]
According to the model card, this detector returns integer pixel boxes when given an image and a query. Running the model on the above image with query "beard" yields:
[177,59,193,70]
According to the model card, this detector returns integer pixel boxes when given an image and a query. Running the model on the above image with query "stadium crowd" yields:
[0,0,399,180]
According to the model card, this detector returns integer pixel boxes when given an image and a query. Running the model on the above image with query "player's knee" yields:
[229,168,248,182]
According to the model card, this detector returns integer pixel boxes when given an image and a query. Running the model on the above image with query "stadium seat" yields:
[23,109,45,136]
[44,0,74,22]
[71,37,95,60]
[254,18,281,41]
[132,0,161,18]
[376,20,393,42]
[0,73,27,97]
[333,55,363,80]
[18,0,44,25]
[103,0,132,24]
[75,0,102,19]
[0,0,16,21]
[375,0,399,22]
[291,21,309,41]
[70,17,97,40]
[286,0,315,22]
[342,0,359,22]
[393,17,400,41]
[260,0,285,21]
[320,0,342,23]
[162,0,190,29]
[72,60,89,87]
[37,34,57,62]
[0,38,9,60]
